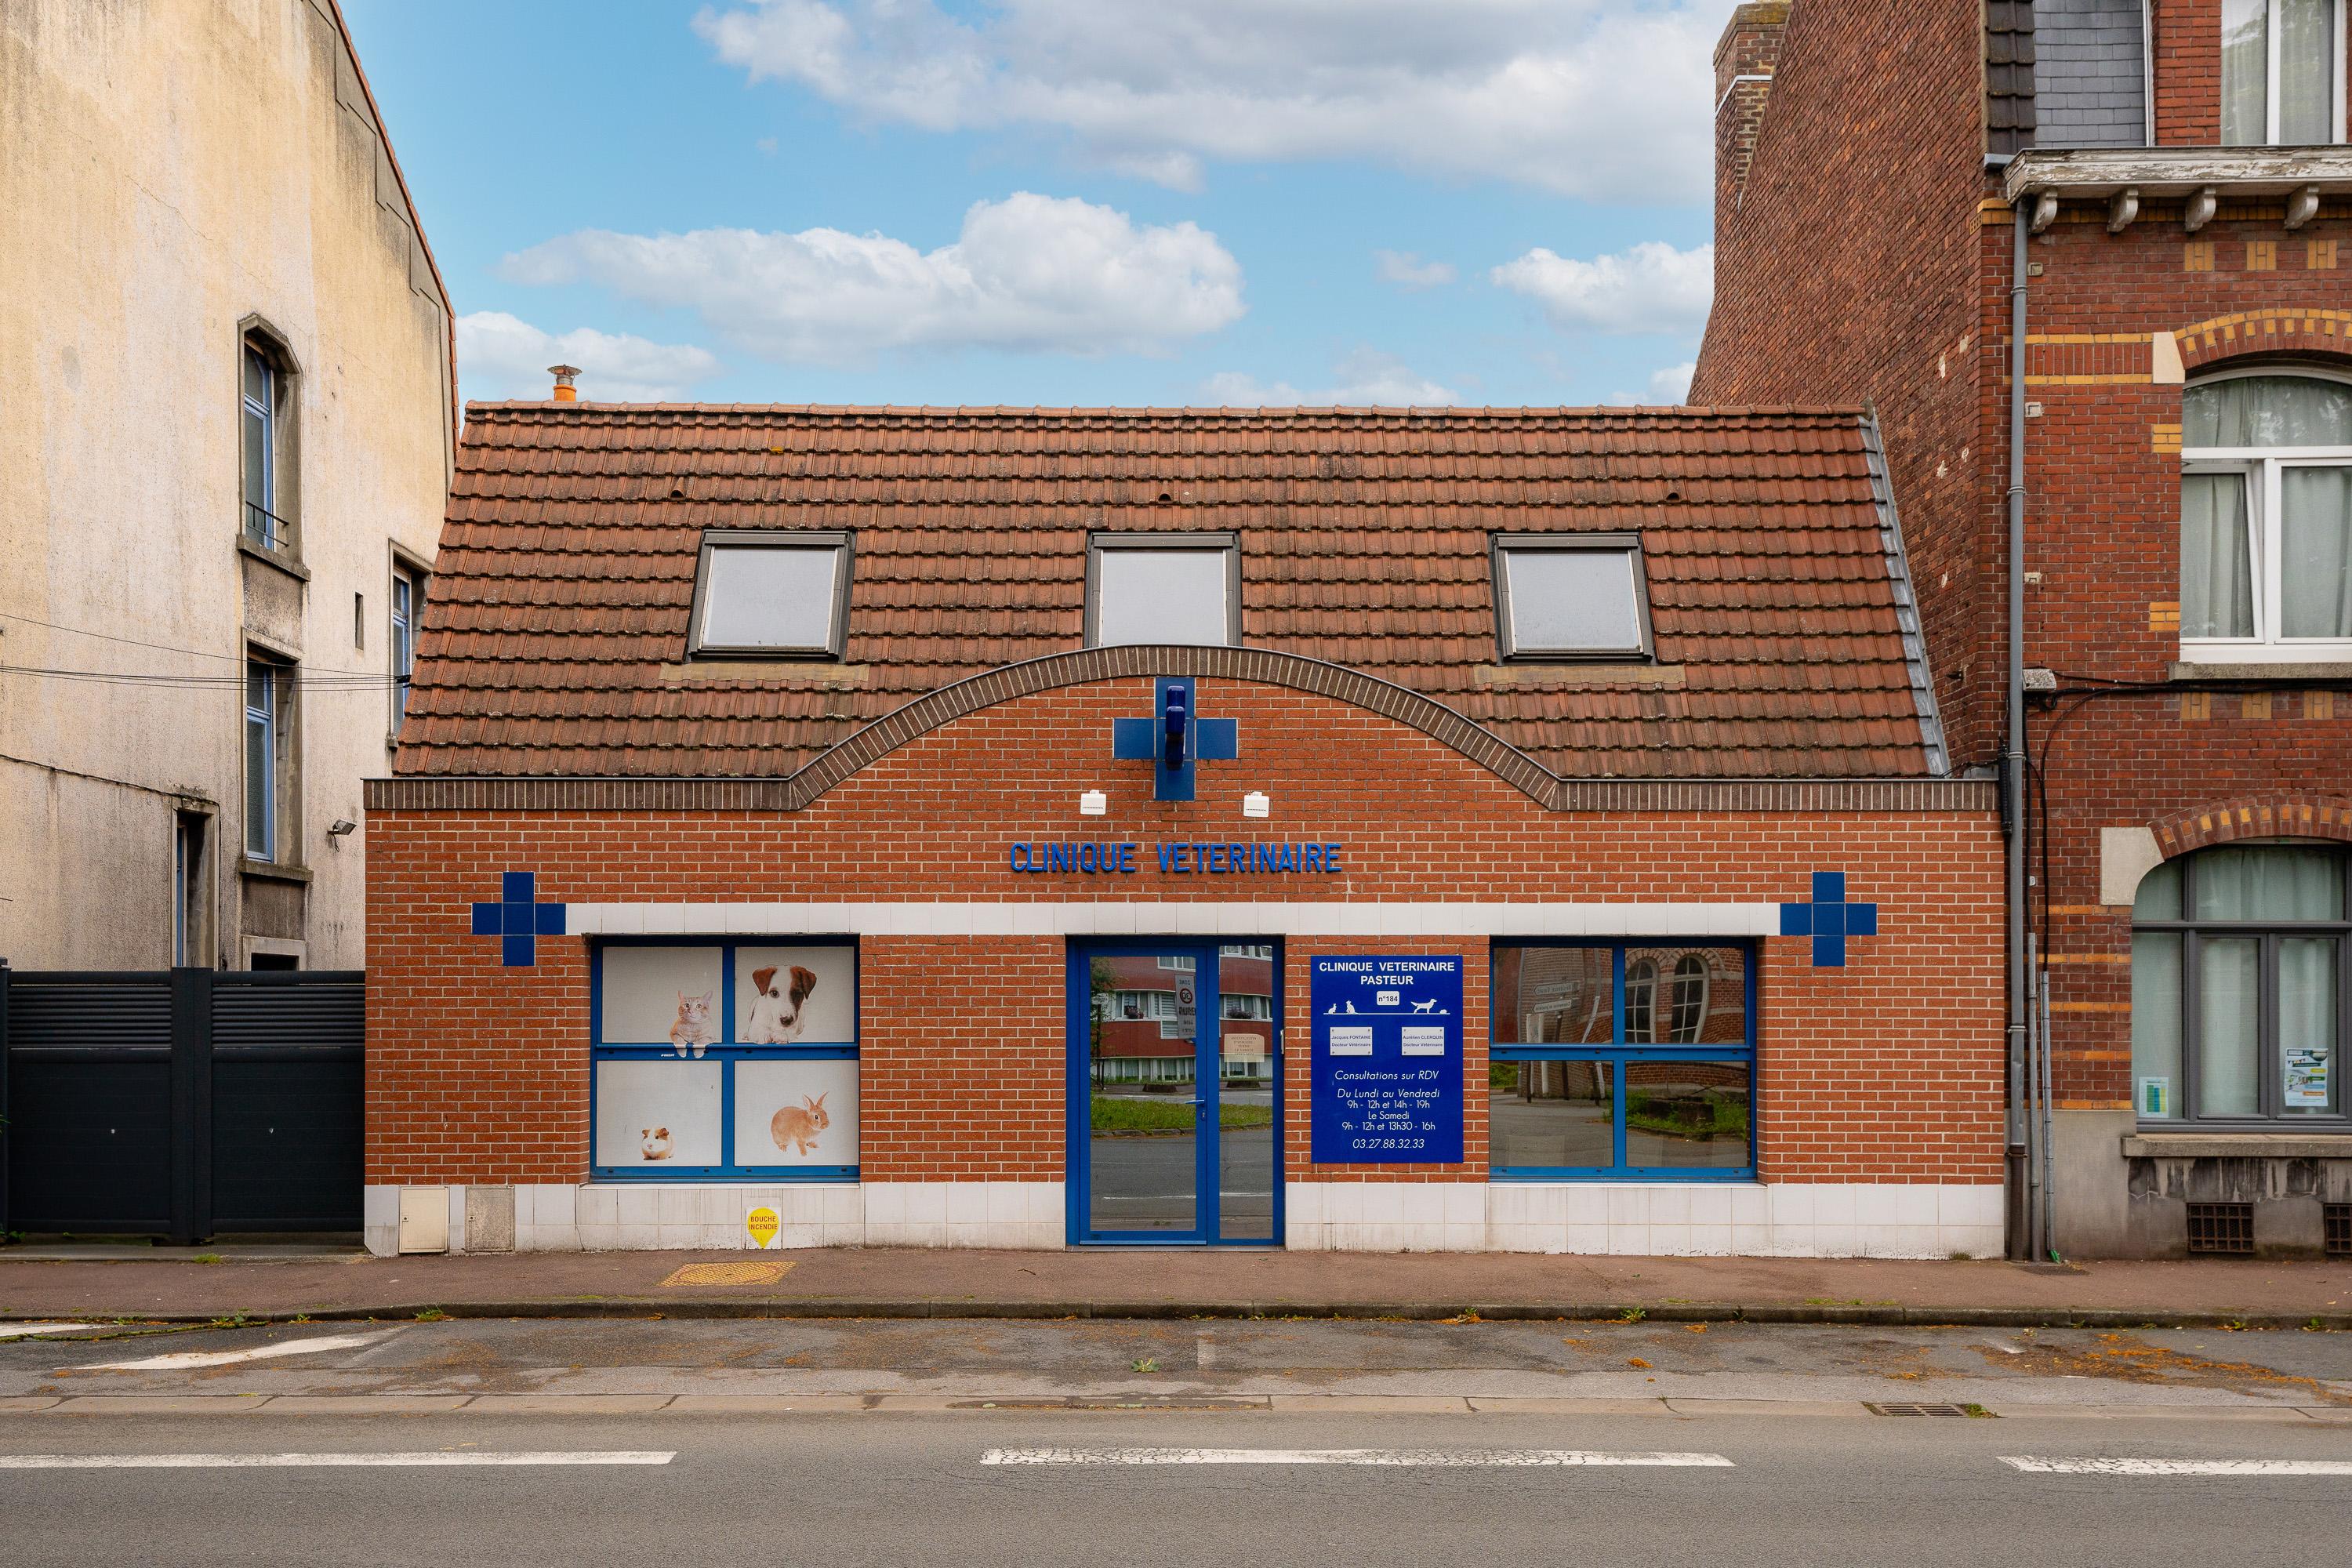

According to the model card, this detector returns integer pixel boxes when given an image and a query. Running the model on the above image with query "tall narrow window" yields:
[2223,0,2346,145]
[390,567,421,733]
[173,811,209,967]
[241,343,278,549]
[1087,533,1239,648]
[245,661,278,862]
[2180,374,2352,659]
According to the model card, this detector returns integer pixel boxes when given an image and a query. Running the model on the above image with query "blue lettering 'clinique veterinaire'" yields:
[1007,842,1344,874]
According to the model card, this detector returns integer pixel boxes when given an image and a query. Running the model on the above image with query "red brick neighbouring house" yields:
[362,401,2001,1256]
[1697,2,2352,1258]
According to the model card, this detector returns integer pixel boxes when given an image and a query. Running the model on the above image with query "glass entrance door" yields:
[1069,941,1281,1245]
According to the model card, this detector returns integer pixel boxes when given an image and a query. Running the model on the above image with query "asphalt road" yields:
[0,1409,2347,1567]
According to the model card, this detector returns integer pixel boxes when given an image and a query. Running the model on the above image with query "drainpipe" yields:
[2005,200,2034,1261]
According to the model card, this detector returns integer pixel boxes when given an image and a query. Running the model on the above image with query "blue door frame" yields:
[1065,939,1284,1247]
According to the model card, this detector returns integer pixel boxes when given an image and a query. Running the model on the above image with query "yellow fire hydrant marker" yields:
[659,1261,791,1288]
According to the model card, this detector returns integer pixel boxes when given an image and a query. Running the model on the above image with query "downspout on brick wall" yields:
[2005,198,2036,1261]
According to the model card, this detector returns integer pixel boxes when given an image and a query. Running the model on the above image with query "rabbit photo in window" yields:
[770,1093,829,1156]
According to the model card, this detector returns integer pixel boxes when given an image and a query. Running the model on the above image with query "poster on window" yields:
[599,946,724,1050]
[2285,1047,2332,1109]
[733,1058,860,1168]
[733,946,857,1044]
[595,1059,722,1167]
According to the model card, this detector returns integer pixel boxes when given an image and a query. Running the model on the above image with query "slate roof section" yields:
[1987,2,2039,156]
[1987,1,2149,155]
[399,403,1944,783]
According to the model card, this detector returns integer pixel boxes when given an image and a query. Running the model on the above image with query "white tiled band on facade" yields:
[563,902,1788,938]
[367,1181,2002,1259]
[365,1183,1061,1254]
[1286,1182,2007,1260]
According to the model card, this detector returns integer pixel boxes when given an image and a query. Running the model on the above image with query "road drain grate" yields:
[950,1398,1269,1412]
[1865,1403,1973,1418]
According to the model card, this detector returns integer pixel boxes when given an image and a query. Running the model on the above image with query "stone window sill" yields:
[238,857,313,885]
[237,535,310,583]
[2124,1131,2352,1159]
[2170,662,2352,684]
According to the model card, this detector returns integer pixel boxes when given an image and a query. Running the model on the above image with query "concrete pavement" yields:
[2,1245,2350,1329]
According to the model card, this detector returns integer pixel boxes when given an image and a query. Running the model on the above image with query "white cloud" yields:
[1201,349,1461,407]
[454,311,724,401]
[1374,250,1457,289]
[1603,360,1697,407]
[692,0,1736,201]
[1647,360,1696,403]
[1490,240,1713,337]
[499,193,1243,365]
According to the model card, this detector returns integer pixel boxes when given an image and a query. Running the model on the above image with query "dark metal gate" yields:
[0,964,364,1242]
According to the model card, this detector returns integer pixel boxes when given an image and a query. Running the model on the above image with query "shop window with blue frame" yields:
[591,942,858,1179]
[1489,942,1755,1179]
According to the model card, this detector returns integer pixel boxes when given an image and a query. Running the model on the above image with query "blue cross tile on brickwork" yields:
[470,872,567,967]
[1779,872,1878,968]
[1109,676,1240,802]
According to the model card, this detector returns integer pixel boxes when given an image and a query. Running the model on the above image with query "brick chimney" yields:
[548,364,581,403]
[1715,2,1788,216]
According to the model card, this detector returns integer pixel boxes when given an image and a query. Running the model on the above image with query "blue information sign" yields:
[1308,954,1464,1164]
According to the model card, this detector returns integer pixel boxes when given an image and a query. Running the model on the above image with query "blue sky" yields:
[341,1,1728,409]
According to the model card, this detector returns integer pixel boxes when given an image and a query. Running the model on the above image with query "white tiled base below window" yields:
[364,1182,1065,1254]
[1287,1182,2005,1259]
[366,1181,2004,1258]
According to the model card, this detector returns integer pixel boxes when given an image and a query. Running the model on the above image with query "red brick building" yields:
[1696,2,2352,1257]
[361,401,2002,1257]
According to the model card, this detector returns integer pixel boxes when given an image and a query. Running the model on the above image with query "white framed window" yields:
[244,659,281,862]
[2222,0,2347,145]
[390,560,425,735]
[1492,533,1654,661]
[687,530,852,659]
[1086,532,1239,648]
[2180,372,2352,662]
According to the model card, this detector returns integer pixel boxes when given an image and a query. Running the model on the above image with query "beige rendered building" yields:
[0,0,456,969]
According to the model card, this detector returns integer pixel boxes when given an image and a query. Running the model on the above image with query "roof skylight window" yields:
[1491,533,1654,661]
[688,531,852,659]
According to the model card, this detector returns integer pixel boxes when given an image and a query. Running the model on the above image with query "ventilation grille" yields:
[2186,1201,2255,1256]
[2327,1203,2351,1259]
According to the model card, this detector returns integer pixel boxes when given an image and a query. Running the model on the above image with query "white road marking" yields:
[2002,1457,2352,1476]
[0,1324,99,1341]
[0,1452,676,1470]
[985,1447,1734,1468]
[77,1331,394,1372]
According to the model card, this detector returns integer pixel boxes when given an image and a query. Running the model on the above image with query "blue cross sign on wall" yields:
[1780,872,1878,968]
[471,872,566,967]
[1111,677,1239,802]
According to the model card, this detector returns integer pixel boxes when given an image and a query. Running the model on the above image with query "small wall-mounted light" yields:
[1241,791,1270,819]
[1079,789,1108,817]
[327,818,359,841]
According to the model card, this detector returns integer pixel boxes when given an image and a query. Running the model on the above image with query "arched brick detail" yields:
[2173,311,2352,375]
[788,644,1558,808]
[2151,797,2352,858]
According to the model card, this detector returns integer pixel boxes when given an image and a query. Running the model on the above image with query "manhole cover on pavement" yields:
[660,1261,792,1287]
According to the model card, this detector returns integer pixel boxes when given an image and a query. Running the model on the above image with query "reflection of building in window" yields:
[1624,959,1657,1041]
[1490,941,1753,1177]
[1669,953,1710,1044]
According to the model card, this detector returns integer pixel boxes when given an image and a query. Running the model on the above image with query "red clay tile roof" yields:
[398,403,1944,782]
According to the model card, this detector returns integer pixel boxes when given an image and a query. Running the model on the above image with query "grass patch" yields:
[1090,1094,1272,1137]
